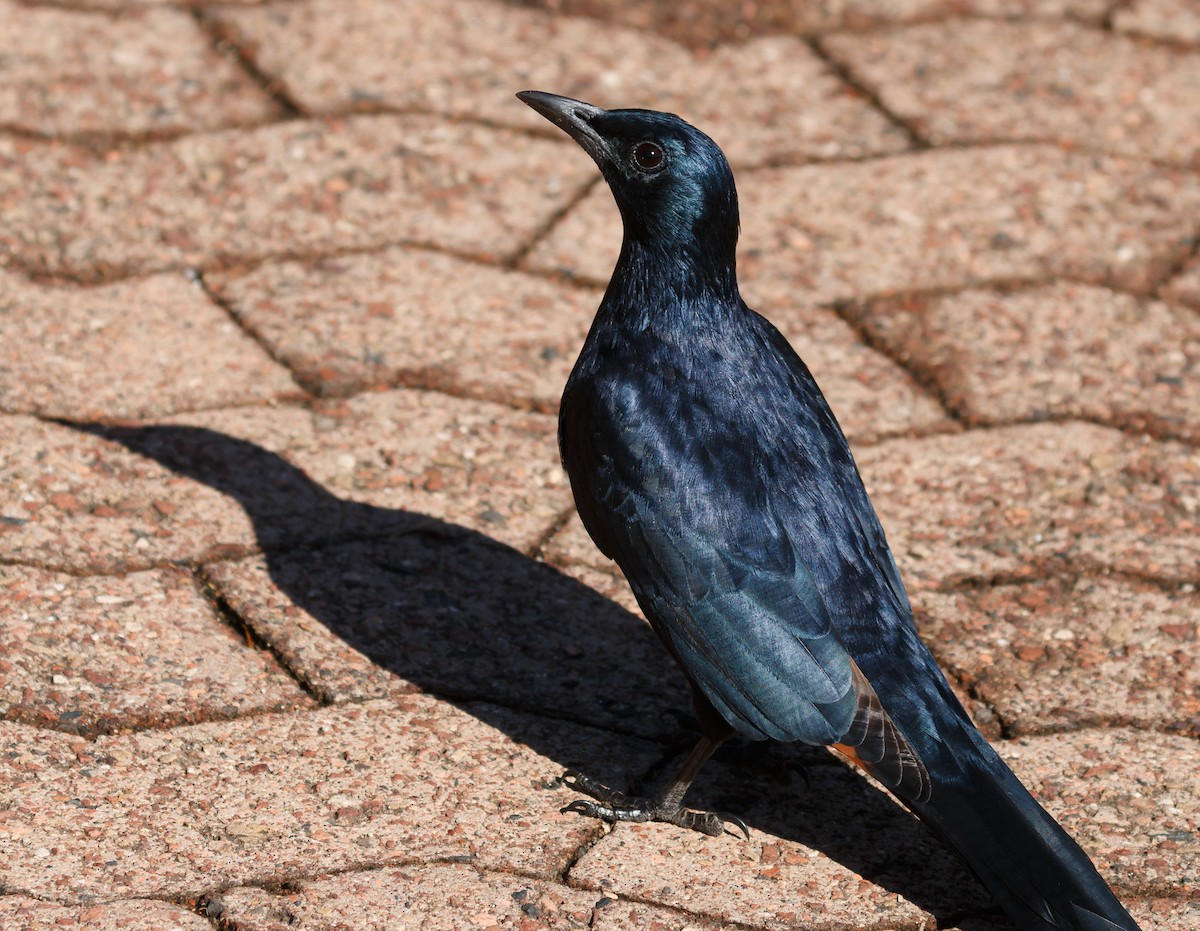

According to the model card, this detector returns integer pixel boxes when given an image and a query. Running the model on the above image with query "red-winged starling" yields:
[517,90,1141,931]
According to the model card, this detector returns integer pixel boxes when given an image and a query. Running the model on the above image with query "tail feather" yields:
[897,724,1140,931]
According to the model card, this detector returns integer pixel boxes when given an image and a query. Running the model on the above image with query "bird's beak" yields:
[517,91,612,166]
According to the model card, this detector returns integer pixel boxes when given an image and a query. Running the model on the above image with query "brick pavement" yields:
[0,1,1197,929]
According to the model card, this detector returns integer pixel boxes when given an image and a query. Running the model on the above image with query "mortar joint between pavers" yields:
[510,173,606,273]
[192,564,332,708]
[805,35,933,152]
[192,8,305,120]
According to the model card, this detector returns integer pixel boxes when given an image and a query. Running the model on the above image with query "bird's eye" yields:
[632,141,665,172]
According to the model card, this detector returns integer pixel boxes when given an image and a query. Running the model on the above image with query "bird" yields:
[516,90,1142,931]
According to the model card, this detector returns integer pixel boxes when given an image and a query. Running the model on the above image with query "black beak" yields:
[517,91,612,166]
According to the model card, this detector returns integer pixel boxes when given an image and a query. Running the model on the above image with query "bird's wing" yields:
[622,510,857,746]
[624,511,928,800]
[561,395,926,796]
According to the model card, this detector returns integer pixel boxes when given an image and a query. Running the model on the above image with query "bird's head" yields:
[518,91,740,285]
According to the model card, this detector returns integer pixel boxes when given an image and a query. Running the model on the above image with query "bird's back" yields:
[559,289,945,748]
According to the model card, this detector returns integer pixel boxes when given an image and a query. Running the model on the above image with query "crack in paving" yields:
[193,9,305,121]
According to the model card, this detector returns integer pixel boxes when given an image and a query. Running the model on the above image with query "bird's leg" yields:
[560,735,750,839]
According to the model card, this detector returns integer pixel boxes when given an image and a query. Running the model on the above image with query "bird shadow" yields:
[69,420,999,927]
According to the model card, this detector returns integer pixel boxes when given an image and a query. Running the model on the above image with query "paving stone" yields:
[569,751,989,929]
[212,0,908,166]
[1163,255,1200,309]
[761,304,956,442]
[945,911,1200,931]
[0,896,210,931]
[1127,898,1200,930]
[0,698,660,902]
[545,422,1200,589]
[824,20,1200,165]
[207,249,599,409]
[0,271,300,420]
[1,897,208,930]
[0,115,592,282]
[846,282,1200,443]
[203,535,692,738]
[513,0,1108,47]
[0,564,311,735]
[0,392,566,571]
[525,146,1200,303]
[1000,728,1199,893]
[208,862,727,930]
[23,0,266,7]
[857,422,1200,589]
[0,2,278,138]
[570,728,1195,922]
[913,576,1200,737]
[1115,0,1200,44]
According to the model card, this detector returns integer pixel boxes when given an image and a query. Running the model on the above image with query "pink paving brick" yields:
[1115,0,1200,44]
[845,281,1200,443]
[207,248,600,410]
[0,698,660,902]
[513,0,1108,46]
[0,115,593,281]
[0,1,279,138]
[568,752,987,929]
[857,423,1200,589]
[0,564,312,735]
[0,392,566,571]
[0,271,300,419]
[212,0,908,166]
[913,576,1199,737]
[208,862,728,930]
[824,19,1200,165]
[1163,255,1200,309]
[0,896,211,931]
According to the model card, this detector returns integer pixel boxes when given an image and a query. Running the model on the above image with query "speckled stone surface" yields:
[845,281,1200,442]
[0,698,659,902]
[208,862,729,930]
[858,422,1200,588]
[1115,0,1200,44]
[0,1,278,137]
[1164,255,1200,309]
[913,576,1200,737]
[0,896,212,931]
[212,0,909,166]
[0,116,593,281]
[525,146,1200,302]
[0,271,299,419]
[824,19,1200,165]
[0,392,566,571]
[568,752,991,929]
[567,728,1198,922]
[514,0,1109,46]
[0,564,310,735]
[207,248,600,409]
[998,728,1199,892]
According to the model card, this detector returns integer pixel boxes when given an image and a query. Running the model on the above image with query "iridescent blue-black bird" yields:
[517,91,1140,931]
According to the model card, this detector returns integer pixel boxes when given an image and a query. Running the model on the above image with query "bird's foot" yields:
[559,771,750,839]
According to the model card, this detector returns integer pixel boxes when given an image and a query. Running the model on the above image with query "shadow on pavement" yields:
[69,420,996,926]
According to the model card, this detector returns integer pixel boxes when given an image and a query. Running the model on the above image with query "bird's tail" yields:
[893,719,1140,931]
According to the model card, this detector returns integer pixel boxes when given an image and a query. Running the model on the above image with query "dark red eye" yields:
[632,141,665,171]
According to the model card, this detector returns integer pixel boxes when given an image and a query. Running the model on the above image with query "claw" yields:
[723,813,751,841]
